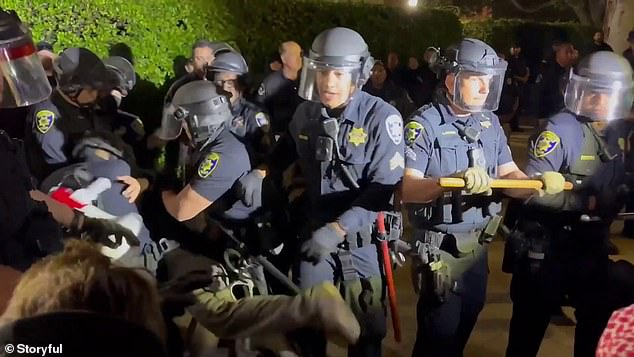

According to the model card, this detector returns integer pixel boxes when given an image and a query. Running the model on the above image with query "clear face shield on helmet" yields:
[156,103,186,141]
[157,95,231,143]
[298,57,363,108]
[451,62,507,113]
[564,71,634,121]
[0,32,51,108]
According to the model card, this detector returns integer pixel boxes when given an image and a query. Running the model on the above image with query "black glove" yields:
[159,270,215,319]
[74,213,140,248]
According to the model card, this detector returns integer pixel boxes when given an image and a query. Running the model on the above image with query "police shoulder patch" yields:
[385,114,403,145]
[198,152,221,178]
[405,121,425,146]
[533,131,561,158]
[35,110,56,134]
[255,112,269,127]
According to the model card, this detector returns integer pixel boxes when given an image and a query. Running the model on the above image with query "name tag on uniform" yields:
[441,131,457,136]
[580,155,596,161]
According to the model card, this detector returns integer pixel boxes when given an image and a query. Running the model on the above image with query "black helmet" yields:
[54,48,114,93]
[208,50,248,76]
[162,80,232,143]
[103,56,136,94]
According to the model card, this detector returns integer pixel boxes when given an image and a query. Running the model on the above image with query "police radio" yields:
[316,117,338,162]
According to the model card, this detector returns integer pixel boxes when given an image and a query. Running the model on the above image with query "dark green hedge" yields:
[4,0,462,85]
[4,1,591,84]
[463,19,594,57]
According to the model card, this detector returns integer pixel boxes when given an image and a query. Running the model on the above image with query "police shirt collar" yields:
[437,102,472,125]
[337,91,364,123]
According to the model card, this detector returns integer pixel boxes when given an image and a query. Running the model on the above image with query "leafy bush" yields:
[4,0,462,86]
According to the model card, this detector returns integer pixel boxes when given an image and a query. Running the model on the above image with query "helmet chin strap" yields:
[195,122,226,149]
[57,87,97,108]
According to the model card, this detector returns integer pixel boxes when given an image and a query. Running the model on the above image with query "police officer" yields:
[208,50,272,165]
[238,27,403,357]
[157,80,362,348]
[161,40,235,106]
[152,41,235,186]
[24,47,116,180]
[401,38,566,357]
[159,80,255,224]
[254,41,304,138]
[505,51,634,357]
[101,55,137,113]
[26,47,150,203]
[0,8,138,271]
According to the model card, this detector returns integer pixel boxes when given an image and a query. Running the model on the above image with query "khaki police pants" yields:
[160,247,359,346]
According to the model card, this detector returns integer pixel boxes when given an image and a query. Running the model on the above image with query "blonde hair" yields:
[0,240,165,341]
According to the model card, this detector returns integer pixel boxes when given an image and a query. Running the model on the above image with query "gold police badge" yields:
[348,127,367,147]
[35,110,56,134]
[198,152,221,178]
[533,131,560,158]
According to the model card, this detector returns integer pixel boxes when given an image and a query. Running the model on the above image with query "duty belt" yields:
[337,212,404,282]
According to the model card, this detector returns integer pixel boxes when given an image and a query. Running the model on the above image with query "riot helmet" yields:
[436,38,507,113]
[53,48,115,106]
[208,50,249,103]
[191,40,236,80]
[72,136,125,162]
[103,56,136,95]
[563,51,633,121]
[0,9,51,108]
[158,80,232,143]
[209,50,248,76]
[298,27,374,108]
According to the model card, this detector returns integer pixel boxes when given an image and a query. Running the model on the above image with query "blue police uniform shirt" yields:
[255,70,303,135]
[230,98,270,138]
[526,111,585,176]
[404,103,513,233]
[526,111,628,211]
[25,92,115,180]
[229,97,271,163]
[27,99,67,165]
[288,90,405,233]
[188,128,255,221]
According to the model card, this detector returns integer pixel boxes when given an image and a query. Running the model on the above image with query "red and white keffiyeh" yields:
[597,304,634,356]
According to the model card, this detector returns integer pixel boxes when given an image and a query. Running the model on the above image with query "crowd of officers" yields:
[1,6,634,357]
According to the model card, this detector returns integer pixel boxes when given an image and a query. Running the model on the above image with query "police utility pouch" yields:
[480,215,502,244]
[315,136,334,162]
